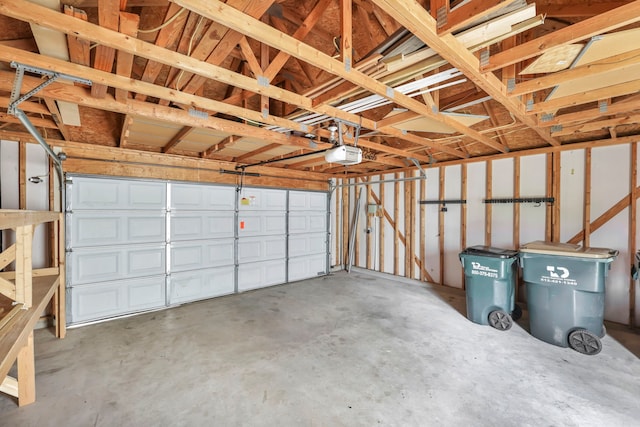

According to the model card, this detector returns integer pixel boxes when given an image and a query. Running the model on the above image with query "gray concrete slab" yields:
[1,269,639,426]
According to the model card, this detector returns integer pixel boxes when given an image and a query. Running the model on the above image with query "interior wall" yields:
[336,143,639,326]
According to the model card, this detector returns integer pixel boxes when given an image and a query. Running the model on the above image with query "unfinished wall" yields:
[335,142,640,326]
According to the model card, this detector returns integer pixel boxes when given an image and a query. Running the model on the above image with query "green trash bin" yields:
[519,241,618,355]
[459,246,519,331]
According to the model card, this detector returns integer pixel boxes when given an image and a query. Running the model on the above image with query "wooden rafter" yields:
[551,114,640,137]
[91,0,119,99]
[370,0,559,147]
[234,143,282,163]
[433,0,519,35]
[481,1,640,72]
[115,11,139,102]
[201,135,239,158]
[163,126,194,153]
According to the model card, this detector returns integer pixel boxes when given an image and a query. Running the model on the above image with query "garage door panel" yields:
[171,212,235,241]
[69,212,166,247]
[71,244,165,284]
[171,183,235,210]
[289,233,326,256]
[69,177,166,210]
[238,212,286,236]
[169,267,235,304]
[238,236,286,262]
[171,239,235,271]
[69,275,166,323]
[238,260,286,291]
[239,188,287,210]
[289,254,327,281]
[289,212,327,234]
[289,191,327,211]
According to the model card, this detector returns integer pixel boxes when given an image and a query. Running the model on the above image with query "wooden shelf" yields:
[0,275,60,382]
[0,209,65,406]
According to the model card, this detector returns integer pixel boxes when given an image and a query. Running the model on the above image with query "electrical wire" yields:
[138,7,187,34]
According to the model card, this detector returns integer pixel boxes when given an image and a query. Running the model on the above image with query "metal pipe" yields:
[334,175,426,188]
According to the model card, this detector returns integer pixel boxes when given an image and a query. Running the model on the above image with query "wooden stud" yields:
[19,141,26,210]
[513,156,520,250]
[14,225,33,308]
[629,142,637,327]
[404,172,412,278]
[342,180,349,266]
[420,172,426,282]
[552,152,561,242]
[63,5,90,67]
[379,174,385,272]
[461,163,467,289]
[545,153,553,241]
[394,173,400,276]
[584,148,592,246]
[438,168,445,285]
[485,160,492,246]
[366,179,372,270]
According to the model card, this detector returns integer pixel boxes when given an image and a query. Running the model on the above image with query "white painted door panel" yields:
[289,191,327,211]
[238,236,286,262]
[70,244,165,284]
[170,211,235,241]
[289,233,326,256]
[69,211,166,248]
[69,275,166,323]
[238,211,286,236]
[238,188,287,210]
[289,212,327,234]
[169,266,235,304]
[238,260,286,291]
[289,254,326,282]
[170,239,235,272]
[68,177,166,210]
[171,183,235,210]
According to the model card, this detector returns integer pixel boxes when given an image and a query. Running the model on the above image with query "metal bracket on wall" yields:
[419,199,466,212]
[483,197,554,204]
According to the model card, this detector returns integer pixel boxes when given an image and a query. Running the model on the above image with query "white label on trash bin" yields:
[541,265,577,286]
[471,262,498,278]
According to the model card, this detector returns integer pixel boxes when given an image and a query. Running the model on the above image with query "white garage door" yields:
[66,176,329,325]
[66,177,167,324]
[288,190,328,281]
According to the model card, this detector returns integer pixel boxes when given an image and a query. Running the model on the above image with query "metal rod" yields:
[419,199,467,205]
[483,197,555,204]
[347,187,363,273]
[236,147,332,169]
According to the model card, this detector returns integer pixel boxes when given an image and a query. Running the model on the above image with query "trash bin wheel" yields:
[568,329,602,356]
[511,304,523,321]
[488,310,512,331]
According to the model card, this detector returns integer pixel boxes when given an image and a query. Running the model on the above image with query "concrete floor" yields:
[1,269,639,426]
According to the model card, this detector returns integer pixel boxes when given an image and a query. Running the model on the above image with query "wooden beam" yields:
[341,0,353,71]
[541,96,640,128]
[19,141,26,210]
[513,156,520,251]
[234,143,281,163]
[0,113,57,129]
[41,99,71,140]
[583,148,591,246]
[237,37,262,78]
[116,11,140,102]
[537,2,630,18]
[438,168,444,285]
[485,160,492,246]
[510,48,640,98]
[264,0,332,81]
[436,0,519,35]
[370,0,560,147]
[163,126,194,154]
[394,173,400,275]
[63,5,91,66]
[91,0,119,98]
[460,163,467,288]
[528,79,640,116]
[201,135,239,158]
[379,175,385,272]
[171,0,507,154]
[552,114,640,137]
[482,1,640,72]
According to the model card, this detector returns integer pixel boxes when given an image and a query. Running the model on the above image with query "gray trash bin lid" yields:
[519,241,618,259]
[461,245,518,258]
